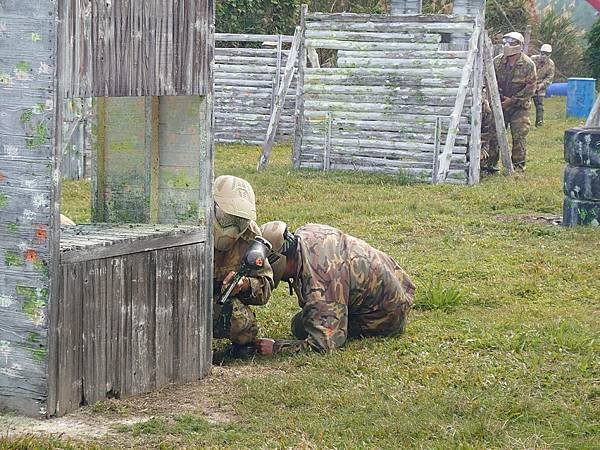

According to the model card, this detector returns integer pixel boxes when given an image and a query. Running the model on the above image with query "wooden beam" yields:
[293,5,309,169]
[145,97,160,223]
[585,95,600,128]
[258,27,302,170]
[482,34,514,175]
[468,28,485,185]
[435,21,481,183]
[431,116,442,184]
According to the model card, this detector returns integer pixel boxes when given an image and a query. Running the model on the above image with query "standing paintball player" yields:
[255,222,415,356]
[481,31,537,173]
[531,44,555,127]
[212,175,274,358]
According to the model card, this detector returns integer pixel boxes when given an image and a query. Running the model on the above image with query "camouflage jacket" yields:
[214,220,274,306]
[273,224,415,354]
[494,52,537,109]
[531,55,555,96]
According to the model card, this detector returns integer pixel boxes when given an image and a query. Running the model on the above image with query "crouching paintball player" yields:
[255,222,415,356]
[212,175,274,358]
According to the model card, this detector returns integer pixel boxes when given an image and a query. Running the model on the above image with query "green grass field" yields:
[4,98,599,449]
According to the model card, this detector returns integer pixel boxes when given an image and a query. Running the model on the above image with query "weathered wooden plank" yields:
[305,21,475,34]
[259,27,301,170]
[306,39,440,51]
[468,29,484,185]
[435,21,480,183]
[483,34,513,175]
[215,33,294,43]
[155,247,174,386]
[305,30,440,43]
[61,231,206,264]
[61,0,212,97]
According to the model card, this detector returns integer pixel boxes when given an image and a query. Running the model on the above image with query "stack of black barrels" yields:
[563,128,600,226]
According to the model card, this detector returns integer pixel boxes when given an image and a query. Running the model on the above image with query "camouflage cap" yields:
[260,221,288,287]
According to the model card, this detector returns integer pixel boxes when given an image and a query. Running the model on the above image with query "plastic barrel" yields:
[566,78,597,118]
[546,82,568,97]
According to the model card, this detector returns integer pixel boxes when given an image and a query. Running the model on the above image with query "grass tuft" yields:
[414,280,464,311]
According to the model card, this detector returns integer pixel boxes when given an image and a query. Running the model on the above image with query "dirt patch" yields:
[496,214,562,226]
[0,364,284,442]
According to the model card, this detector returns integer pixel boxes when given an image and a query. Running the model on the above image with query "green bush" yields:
[533,11,587,80]
[585,18,600,81]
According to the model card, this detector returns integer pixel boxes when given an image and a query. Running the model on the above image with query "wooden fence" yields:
[292,13,480,184]
[214,33,297,144]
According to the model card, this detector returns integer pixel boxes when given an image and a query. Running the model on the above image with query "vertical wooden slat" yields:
[155,248,175,385]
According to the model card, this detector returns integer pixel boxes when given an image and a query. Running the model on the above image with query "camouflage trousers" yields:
[533,95,544,126]
[290,298,410,342]
[213,299,258,345]
[481,102,531,171]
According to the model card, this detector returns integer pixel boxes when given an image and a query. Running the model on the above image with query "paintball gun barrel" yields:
[217,236,272,305]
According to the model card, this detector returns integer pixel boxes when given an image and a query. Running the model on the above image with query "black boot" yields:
[214,343,257,362]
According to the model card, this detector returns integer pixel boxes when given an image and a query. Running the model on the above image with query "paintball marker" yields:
[217,236,272,305]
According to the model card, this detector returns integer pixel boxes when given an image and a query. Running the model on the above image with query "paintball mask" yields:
[213,203,251,252]
[502,32,524,57]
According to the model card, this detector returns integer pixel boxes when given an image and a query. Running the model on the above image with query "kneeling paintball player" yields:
[255,222,415,356]
[212,175,274,358]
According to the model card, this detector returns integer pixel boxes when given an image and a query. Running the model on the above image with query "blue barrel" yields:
[566,78,597,118]
[547,82,568,97]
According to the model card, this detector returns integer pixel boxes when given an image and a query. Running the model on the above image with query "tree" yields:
[533,11,587,80]
[484,0,532,38]
[216,0,300,36]
[585,18,600,82]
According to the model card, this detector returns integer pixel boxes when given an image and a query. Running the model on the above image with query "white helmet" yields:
[213,175,257,221]
[540,44,552,54]
[503,32,525,44]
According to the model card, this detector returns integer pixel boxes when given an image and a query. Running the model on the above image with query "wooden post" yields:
[145,97,160,223]
[482,34,514,175]
[431,116,441,184]
[585,95,600,128]
[258,26,302,170]
[324,112,332,171]
[468,28,485,185]
[435,22,481,183]
[94,97,107,222]
[292,4,308,169]
[308,47,320,68]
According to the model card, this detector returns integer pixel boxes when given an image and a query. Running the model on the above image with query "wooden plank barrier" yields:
[215,33,298,145]
[294,11,479,183]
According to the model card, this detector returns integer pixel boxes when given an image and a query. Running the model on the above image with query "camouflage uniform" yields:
[482,52,537,171]
[272,224,415,354]
[531,55,555,126]
[213,221,274,345]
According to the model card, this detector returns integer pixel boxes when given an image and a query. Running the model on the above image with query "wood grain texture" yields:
[61,0,212,97]
[0,0,58,417]
[54,228,208,416]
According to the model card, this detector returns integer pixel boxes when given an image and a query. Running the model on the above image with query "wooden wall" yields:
[60,0,213,98]
[293,13,476,183]
[0,0,58,416]
[214,34,297,144]
[53,225,210,416]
